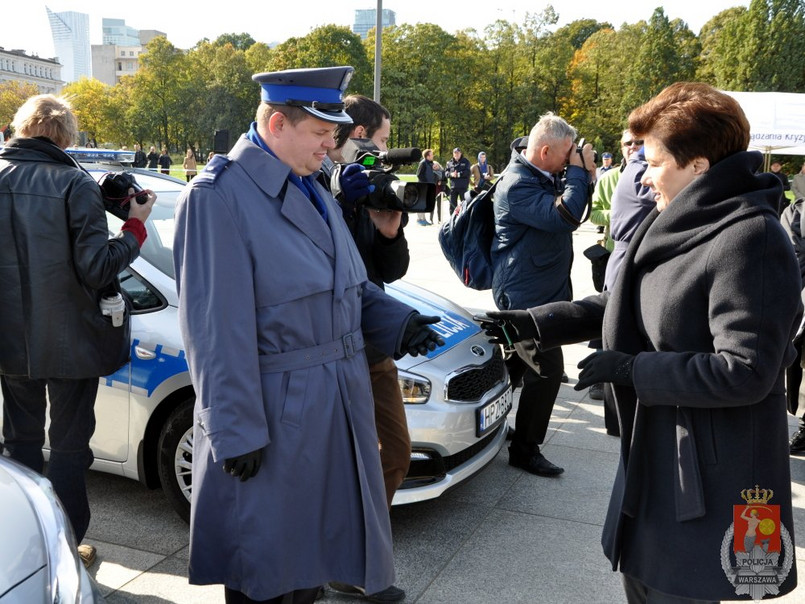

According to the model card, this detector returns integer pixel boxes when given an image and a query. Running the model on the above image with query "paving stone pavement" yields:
[83,209,805,603]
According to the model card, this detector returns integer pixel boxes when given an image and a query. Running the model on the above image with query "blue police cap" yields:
[252,66,354,124]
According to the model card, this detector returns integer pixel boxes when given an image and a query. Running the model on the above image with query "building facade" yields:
[352,8,396,39]
[47,8,91,83]
[0,48,63,94]
[102,18,141,46]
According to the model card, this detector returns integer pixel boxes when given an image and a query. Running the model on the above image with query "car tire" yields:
[157,398,194,523]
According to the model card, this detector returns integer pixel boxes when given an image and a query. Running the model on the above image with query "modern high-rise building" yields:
[352,8,396,39]
[46,7,91,82]
[102,18,140,46]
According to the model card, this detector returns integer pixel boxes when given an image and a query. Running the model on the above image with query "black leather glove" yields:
[575,350,635,391]
[477,310,538,346]
[339,163,374,203]
[399,314,445,357]
[223,449,262,482]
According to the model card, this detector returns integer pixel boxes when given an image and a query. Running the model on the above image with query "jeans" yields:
[1,376,98,542]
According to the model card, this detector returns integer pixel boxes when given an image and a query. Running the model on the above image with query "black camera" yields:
[340,138,435,213]
[98,171,149,220]
[576,138,599,167]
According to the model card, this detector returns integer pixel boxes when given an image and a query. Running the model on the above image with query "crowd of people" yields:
[2,70,805,604]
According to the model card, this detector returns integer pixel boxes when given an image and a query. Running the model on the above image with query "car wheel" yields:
[157,398,193,523]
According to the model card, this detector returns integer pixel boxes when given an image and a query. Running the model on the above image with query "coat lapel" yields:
[230,136,335,259]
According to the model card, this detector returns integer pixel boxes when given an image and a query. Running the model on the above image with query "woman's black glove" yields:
[477,310,538,345]
[223,449,262,482]
[575,351,635,391]
[399,314,445,357]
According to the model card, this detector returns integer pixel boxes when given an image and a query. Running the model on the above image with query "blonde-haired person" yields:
[0,94,155,569]
[182,148,197,182]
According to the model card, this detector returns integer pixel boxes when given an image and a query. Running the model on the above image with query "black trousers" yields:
[506,339,563,450]
[449,187,467,214]
[2,376,98,542]
[224,587,321,604]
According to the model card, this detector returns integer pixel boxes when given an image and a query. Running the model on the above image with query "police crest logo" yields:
[720,485,794,599]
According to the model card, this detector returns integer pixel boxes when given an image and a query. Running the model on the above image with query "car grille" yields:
[446,356,507,402]
[402,424,505,489]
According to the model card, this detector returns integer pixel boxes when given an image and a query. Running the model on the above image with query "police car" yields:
[3,150,512,522]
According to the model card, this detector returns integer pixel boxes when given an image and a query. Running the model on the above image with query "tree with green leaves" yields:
[0,80,40,134]
[269,25,373,94]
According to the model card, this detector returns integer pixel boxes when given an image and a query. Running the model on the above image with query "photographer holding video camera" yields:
[320,93,423,603]
[0,94,155,568]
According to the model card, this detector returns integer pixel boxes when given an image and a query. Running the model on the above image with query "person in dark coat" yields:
[480,82,801,603]
[146,145,158,169]
[132,143,147,168]
[0,94,154,568]
[173,66,443,604]
[445,147,471,214]
[781,198,805,450]
[490,113,596,478]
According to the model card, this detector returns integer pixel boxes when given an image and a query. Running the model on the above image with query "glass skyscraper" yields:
[352,8,396,39]
[46,7,91,82]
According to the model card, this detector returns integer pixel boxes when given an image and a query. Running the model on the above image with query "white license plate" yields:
[477,386,513,436]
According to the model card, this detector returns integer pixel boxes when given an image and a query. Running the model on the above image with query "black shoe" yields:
[589,383,604,400]
[508,444,564,476]
[791,426,805,454]
[329,582,405,602]
[561,372,569,383]
[596,225,605,233]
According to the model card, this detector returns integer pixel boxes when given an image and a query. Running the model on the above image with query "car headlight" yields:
[398,370,431,404]
[3,458,85,603]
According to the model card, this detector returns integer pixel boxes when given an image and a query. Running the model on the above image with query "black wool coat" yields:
[532,151,801,600]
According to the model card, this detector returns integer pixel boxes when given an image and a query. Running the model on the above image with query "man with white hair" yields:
[490,112,595,476]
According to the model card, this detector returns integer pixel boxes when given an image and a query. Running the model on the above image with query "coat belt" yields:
[258,330,365,373]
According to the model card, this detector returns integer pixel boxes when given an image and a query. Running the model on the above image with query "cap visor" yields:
[303,106,353,124]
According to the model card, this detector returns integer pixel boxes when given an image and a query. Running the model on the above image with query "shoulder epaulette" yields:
[195,155,232,185]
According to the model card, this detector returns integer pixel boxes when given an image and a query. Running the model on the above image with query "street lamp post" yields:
[374,0,382,102]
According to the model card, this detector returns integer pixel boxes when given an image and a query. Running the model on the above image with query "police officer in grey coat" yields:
[173,67,443,604]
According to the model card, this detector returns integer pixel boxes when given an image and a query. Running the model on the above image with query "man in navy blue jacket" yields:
[490,112,595,476]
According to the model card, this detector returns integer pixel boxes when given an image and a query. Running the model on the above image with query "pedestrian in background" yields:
[158,147,172,175]
[445,147,471,214]
[182,148,197,182]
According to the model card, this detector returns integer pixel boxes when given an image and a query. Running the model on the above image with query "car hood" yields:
[386,280,481,367]
[0,465,47,596]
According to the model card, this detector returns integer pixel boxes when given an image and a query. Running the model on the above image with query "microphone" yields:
[379,147,422,165]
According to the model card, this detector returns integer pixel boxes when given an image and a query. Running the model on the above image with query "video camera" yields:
[340,138,435,213]
[98,171,149,220]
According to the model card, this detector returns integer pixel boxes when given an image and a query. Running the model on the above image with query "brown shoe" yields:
[78,544,97,569]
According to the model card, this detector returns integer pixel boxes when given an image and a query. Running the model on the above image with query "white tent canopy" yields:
[724,90,805,157]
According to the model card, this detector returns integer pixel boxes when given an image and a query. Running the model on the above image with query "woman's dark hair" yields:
[333,94,391,149]
[628,82,750,168]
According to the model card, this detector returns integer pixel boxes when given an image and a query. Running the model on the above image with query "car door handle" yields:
[135,346,157,360]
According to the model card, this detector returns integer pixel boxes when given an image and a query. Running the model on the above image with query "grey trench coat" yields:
[174,134,416,600]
